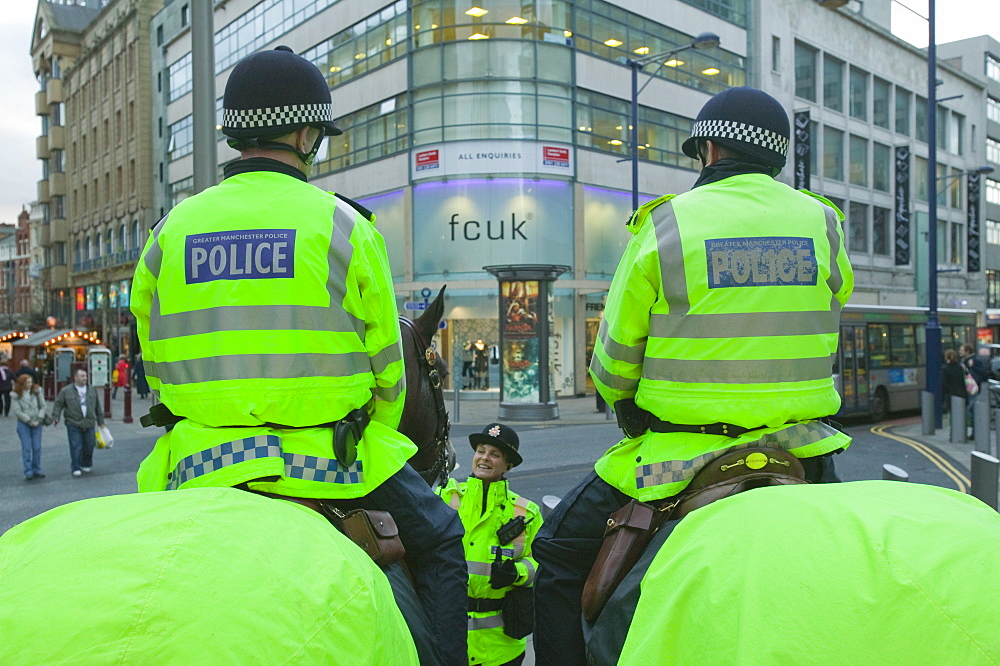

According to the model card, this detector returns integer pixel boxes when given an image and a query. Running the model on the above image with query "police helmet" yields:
[221,45,342,145]
[681,87,790,169]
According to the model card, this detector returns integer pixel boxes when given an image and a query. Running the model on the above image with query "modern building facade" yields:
[30,0,162,354]
[937,35,1000,339]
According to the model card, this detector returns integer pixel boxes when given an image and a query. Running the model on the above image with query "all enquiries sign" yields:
[411,140,574,180]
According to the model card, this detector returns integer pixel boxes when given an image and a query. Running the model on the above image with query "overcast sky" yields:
[1,1,998,225]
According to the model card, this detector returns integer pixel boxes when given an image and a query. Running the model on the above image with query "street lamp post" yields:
[627,32,720,211]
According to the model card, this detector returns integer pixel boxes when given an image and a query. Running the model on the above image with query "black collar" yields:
[692,158,777,188]
[223,157,308,182]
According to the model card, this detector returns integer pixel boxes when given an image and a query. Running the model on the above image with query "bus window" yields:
[890,324,917,367]
[868,324,890,369]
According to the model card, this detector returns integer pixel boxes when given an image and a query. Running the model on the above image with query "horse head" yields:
[398,286,455,487]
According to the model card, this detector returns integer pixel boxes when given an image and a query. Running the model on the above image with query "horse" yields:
[583,477,1000,664]
[399,285,455,488]
[0,293,461,665]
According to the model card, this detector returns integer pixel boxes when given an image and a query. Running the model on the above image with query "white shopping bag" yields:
[96,425,114,449]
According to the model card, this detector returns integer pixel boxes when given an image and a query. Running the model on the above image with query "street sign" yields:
[403,301,429,311]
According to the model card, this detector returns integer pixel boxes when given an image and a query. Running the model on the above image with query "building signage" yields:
[412,179,573,278]
[415,149,439,172]
[894,146,911,266]
[411,141,574,180]
[793,111,810,191]
[968,172,981,272]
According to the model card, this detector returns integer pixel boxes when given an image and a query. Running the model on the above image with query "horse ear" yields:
[414,285,446,342]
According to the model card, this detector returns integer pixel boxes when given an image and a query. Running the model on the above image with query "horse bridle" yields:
[399,316,452,484]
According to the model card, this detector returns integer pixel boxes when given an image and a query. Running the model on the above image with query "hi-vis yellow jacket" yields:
[131,167,405,430]
[0,487,418,665]
[591,173,854,500]
[438,477,541,666]
[131,165,414,499]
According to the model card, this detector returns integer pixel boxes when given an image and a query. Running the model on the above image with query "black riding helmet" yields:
[221,45,342,164]
[681,86,790,170]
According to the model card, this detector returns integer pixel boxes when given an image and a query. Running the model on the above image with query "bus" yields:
[834,304,977,420]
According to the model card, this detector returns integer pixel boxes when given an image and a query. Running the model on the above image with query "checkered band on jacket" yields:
[690,119,789,157]
[222,103,334,129]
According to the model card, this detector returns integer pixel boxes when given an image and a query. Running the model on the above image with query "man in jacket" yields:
[0,362,13,416]
[533,87,855,665]
[437,424,541,666]
[52,368,105,477]
[131,46,465,664]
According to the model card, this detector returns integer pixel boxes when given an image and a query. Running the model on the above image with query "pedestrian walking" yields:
[132,352,149,399]
[11,374,47,481]
[52,368,105,477]
[15,359,38,382]
[0,361,13,417]
[112,356,129,399]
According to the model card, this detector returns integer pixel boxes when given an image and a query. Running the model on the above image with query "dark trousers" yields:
[0,390,10,416]
[533,455,841,666]
[338,464,467,666]
[66,424,97,472]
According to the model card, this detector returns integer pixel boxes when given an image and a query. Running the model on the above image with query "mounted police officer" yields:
[532,86,855,665]
[131,46,466,665]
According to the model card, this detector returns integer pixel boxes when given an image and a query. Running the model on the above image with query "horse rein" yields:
[399,316,452,483]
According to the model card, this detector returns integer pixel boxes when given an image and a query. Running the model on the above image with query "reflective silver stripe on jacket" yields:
[653,202,690,316]
[469,615,505,630]
[598,318,646,365]
[168,432,364,490]
[650,310,840,339]
[822,204,844,297]
[370,341,405,402]
[520,559,537,586]
[467,561,492,577]
[150,352,371,385]
[591,362,640,393]
[329,202,365,341]
[142,216,167,277]
[642,355,836,384]
[634,420,841,489]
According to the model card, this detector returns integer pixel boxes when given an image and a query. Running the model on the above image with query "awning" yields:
[0,331,29,343]
[12,329,103,347]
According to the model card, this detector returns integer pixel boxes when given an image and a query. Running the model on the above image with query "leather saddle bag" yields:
[320,503,406,567]
[581,446,808,623]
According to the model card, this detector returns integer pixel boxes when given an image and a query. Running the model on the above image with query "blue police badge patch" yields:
[705,237,817,288]
[185,229,296,284]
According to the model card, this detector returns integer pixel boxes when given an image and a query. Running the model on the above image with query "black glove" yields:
[490,558,518,589]
[615,398,651,439]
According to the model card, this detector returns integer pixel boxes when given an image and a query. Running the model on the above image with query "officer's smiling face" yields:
[472,444,510,483]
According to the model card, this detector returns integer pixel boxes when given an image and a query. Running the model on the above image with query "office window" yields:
[951,222,963,264]
[988,54,1000,83]
[824,126,844,181]
[849,67,867,120]
[937,106,948,151]
[988,137,1000,164]
[989,97,1000,124]
[795,41,817,101]
[914,156,928,202]
[915,96,927,142]
[848,202,869,253]
[949,113,964,155]
[181,4,189,27]
[849,135,867,186]
[949,168,962,209]
[987,179,1000,206]
[771,35,780,72]
[167,115,193,161]
[873,142,890,192]
[988,220,1000,246]
[873,206,890,255]
[823,55,844,112]
[809,120,819,177]
[873,78,890,128]
[167,53,192,102]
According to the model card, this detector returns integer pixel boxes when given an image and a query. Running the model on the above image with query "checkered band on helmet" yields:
[689,119,790,158]
[222,103,335,131]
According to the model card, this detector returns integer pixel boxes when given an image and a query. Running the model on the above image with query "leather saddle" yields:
[582,446,808,622]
